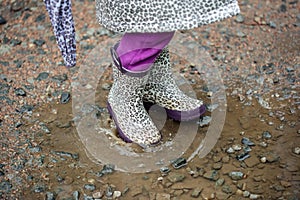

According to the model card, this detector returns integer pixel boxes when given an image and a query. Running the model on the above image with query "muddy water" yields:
[23,63,299,199]
[21,54,300,200]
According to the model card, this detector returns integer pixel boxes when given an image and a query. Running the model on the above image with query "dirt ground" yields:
[0,0,299,199]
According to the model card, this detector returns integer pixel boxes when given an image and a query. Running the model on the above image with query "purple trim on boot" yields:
[111,44,150,77]
[107,102,133,143]
[143,102,206,121]
[166,105,206,121]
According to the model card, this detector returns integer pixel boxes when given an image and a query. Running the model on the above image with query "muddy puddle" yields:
[19,59,300,200]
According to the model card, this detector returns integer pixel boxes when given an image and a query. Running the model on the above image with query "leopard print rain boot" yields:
[107,44,161,147]
[143,48,206,121]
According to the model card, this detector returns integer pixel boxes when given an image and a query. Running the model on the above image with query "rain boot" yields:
[107,43,161,147]
[143,48,206,121]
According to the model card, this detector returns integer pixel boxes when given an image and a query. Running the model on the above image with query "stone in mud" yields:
[272,184,285,192]
[160,166,170,174]
[131,186,143,197]
[33,183,45,193]
[156,193,171,200]
[113,191,121,198]
[236,152,250,161]
[235,14,244,23]
[0,15,7,24]
[264,152,280,163]
[106,185,113,197]
[239,117,250,130]
[83,195,93,200]
[280,180,292,188]
[0,180,12,192]
[293,147,300,155]
[63,176,73,185]
[171,157,187,169]
[244,156,260,168]
[249,194,260,199]
[212,162,223,170]
[262,131,272,139]
[96,164,115,177]
[60,92,71,104]
[36,72,49,81]
[222,156,230,163]
[92,192,103,199]
[167,172,185,183]
[241,137,255,146]
[45,192,56,200]
[191,187,203,198]
[52,151,78,160]
[33,39,45,47]
[39,123,51,134]
[73,191,80,200]
[84,184,96,191]
[228,171,244,180]
[215,178,225,186]
[101,83,111,90]
[268,21,277,28]
[222,184,234,194]
[15,88,26,96]
[226,147,235,154]
[203,170,219,181]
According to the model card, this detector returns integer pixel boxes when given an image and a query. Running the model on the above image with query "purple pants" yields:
[116,32,175,72]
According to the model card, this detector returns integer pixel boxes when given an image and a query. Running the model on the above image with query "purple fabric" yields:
[116,32,175,71]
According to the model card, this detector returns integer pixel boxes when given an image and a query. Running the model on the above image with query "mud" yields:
[21,64,299,199]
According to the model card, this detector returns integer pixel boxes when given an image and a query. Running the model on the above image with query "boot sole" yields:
[144,102,206,121]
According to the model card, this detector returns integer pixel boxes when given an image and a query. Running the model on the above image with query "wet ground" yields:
[0,0,299,199]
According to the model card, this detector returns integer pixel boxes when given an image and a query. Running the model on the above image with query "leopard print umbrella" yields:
[44,0,76,67]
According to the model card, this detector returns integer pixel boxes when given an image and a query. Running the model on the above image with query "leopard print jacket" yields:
[44,0,240,67]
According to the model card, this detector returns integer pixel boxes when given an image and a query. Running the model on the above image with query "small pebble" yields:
[36,72,49,81]
[84,184,96,191]
[171,157,187,169]
[249,194,260,199]
[106,186,113,197]
[0,15,7,24]
[60,92,71,104]
[15,88,26,96]
[227,147,235,154]
[268,21,277,28]
[241,137,255,146]
[259,142,268,148]
[293,147,300,155]
[262,131,272,139]
[243,191,250,197]
[33,39,45,47]
[229,171,244,180]
[235,14,245,23]
[45,192,55,200]
[113,191,122,198]
[73,191,80,200]
[260,157,267,163]
[92,191,103,199]
[232,144,242,151]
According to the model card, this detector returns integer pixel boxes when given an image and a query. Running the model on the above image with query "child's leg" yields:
[116,32,175,71]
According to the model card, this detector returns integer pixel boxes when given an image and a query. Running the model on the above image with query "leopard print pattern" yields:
[143,48,204,112]
[108,65,161,146]
[44,0,76,67]
[96,0,240,33]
